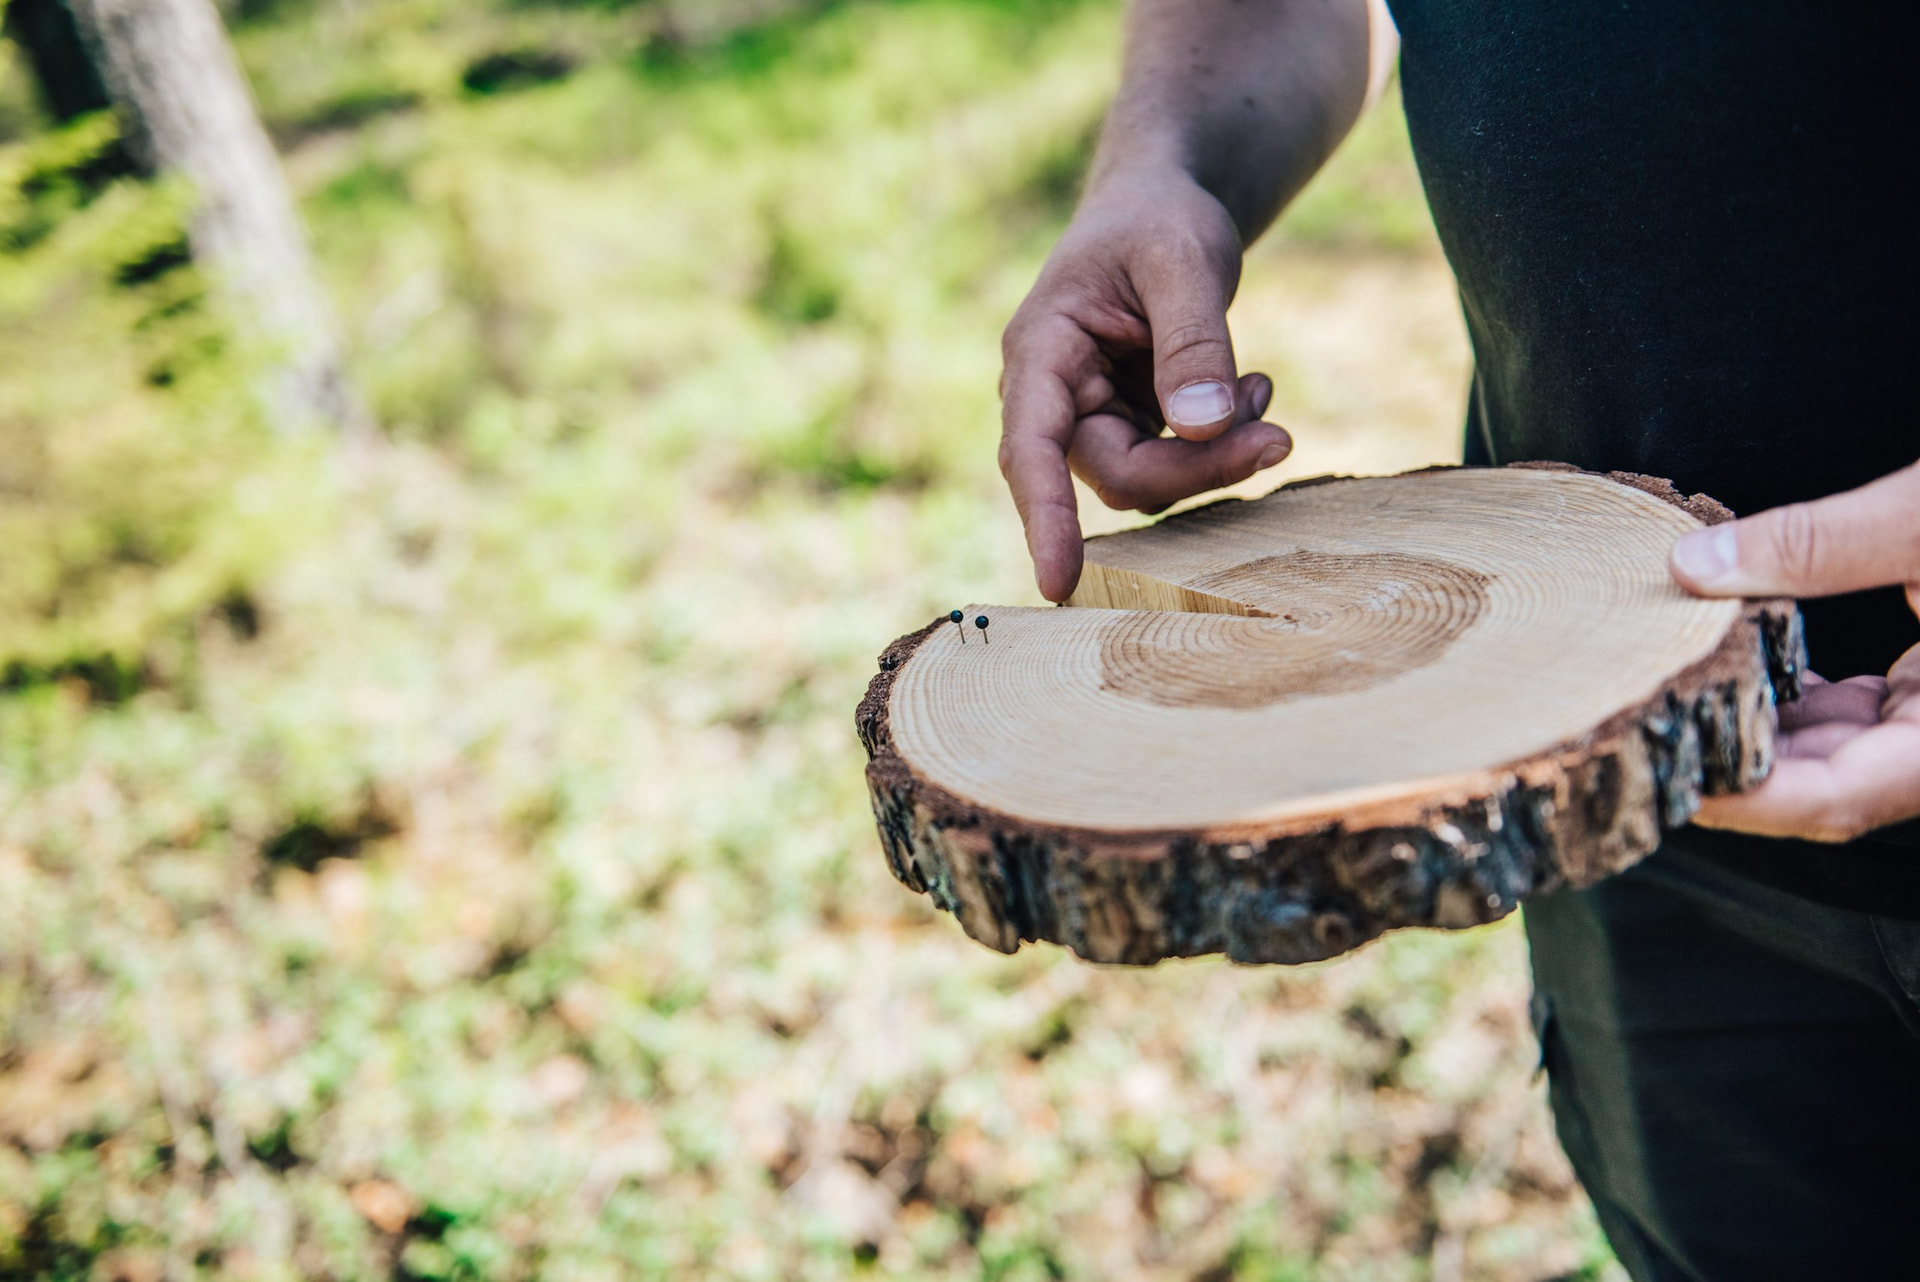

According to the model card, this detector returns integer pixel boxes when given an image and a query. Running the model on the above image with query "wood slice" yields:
[858,465,1805,966]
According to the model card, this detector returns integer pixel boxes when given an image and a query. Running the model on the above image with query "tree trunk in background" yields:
[61,0,369,437]
[4,0,115,122]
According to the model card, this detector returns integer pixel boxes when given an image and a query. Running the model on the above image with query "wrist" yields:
[1083,136,1195,199]
[1084,143,1281,248]
[1078,160,1228,228]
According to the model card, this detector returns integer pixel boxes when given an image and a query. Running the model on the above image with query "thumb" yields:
[1140,268,1240,441]
[1670,463,1920,599]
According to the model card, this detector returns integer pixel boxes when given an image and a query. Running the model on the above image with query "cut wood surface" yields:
[859,465,1805,966]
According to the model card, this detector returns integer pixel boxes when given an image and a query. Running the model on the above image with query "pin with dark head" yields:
[975,614,990,645]
[949,608,966,643]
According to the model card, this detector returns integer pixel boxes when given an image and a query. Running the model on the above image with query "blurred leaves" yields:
[0,114,321,678]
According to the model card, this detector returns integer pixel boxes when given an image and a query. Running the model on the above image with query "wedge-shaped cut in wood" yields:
[858,465,1805,965]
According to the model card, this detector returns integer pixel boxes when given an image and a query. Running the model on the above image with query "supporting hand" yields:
[1669,463,1920,840]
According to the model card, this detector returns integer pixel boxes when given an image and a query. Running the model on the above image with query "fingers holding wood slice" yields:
[858,465,1806,966]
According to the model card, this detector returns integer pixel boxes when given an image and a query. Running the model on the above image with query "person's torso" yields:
[1389,0,1917,679]
[1386,0,1920,896]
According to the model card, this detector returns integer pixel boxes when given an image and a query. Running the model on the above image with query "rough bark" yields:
[857,466,1806,966]
[63,0,369,437]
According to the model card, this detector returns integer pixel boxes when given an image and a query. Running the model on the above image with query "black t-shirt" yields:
[1387,1,1919,912]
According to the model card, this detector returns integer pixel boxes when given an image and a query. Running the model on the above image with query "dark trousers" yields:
[1525,834,1920,1280]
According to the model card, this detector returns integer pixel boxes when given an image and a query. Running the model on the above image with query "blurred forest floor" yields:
[0,1,1622,1278]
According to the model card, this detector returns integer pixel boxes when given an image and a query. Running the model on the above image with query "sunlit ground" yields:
[1,2,1622,1278]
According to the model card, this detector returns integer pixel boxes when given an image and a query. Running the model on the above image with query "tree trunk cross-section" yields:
[857,465,1805,966]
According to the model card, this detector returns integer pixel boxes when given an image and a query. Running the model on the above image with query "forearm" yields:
[1089,0,1377,240]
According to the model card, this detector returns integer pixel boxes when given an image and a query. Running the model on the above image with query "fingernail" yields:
[1672,526,1738,585]
[1168,381,1233,426]
[1256,441,1288,470]
[1251,377,1273,420]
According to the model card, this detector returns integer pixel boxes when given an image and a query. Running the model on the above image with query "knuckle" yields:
[1817,813,1867,843]
[996,438,1016,481]
[1084,468,1146,511]
[1767,502,1823,584]
[1205,440,1237,493]
[1001,293,1068,354]
[1089,478,1134,510]
[1901,524,1920,585]
[1156,319,1230,366]
[1806,799,1872,843]
[1000,309,1036,359]
[999,315,1031,362]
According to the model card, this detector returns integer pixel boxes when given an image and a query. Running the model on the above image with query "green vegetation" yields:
[0,1,1620,1278]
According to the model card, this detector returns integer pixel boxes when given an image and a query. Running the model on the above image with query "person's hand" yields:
[1669,463,1920,841]
[998,170,1293,601]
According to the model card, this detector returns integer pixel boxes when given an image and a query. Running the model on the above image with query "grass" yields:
[0,1,1622,1277]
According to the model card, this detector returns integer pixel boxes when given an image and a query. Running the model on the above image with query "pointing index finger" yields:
[999,316,1095,601]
